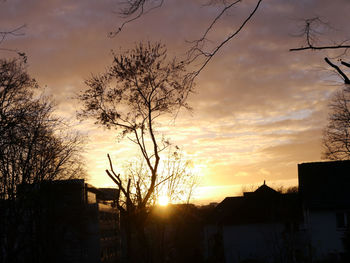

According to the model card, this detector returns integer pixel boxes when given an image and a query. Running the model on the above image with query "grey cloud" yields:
[1,0,348,198]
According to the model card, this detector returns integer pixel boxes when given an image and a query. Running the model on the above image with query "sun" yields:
[158,195,169,206]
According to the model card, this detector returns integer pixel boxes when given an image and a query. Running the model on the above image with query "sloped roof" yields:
[254,183,278,195]
[243,182,279,198]
[211,183,302,225]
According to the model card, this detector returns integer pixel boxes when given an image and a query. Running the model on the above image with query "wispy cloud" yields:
[1,0,349,201]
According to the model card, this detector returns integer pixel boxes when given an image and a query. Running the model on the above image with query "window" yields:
[336,212,345,228]
[87,191,96,204]
[336,212,350,228]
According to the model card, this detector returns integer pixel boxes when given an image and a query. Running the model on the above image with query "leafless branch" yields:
[106,153,129,197]
[186,0,263,81]
[0,25,27,61]
[290,17,350,52]
[324,57,350,84]
[341,60,350,68]
[0,25,26,45]
[187,0,241,47]
[109,0,164,37]
[109,0,263,82]
[290,44,350,52]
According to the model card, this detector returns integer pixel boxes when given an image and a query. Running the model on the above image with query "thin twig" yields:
[186,0,263,81]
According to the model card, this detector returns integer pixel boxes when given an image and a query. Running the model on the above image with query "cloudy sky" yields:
[1,0,349,202]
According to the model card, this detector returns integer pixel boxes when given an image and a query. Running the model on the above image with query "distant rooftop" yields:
[212,183,301,225]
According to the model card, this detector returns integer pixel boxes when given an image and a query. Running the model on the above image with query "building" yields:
[8,179,120,263]
[204,182,304,263]
[298,160,350,261]
[203,160,350,263]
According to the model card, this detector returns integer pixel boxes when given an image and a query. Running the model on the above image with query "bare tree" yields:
[0,59,86,199]
[78,42,193,262]
[118,148,199,263]
[0,59,86,263]
[161,149,198,204]
[290,17,350,160]
[122,148,198,207]
[323,87,350,160]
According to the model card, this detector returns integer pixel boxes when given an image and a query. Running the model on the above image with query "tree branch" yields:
[290,44,350,52]
[341,60,350,68]
[0,25,26,45]
[324,57,350,84]
[106,154,129,197]
[109,0,164,37]
[187,0,263,81]
[289,17,350,52]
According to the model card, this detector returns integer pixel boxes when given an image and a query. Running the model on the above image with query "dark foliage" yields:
[0,59,86,263]
[323,87,350,160]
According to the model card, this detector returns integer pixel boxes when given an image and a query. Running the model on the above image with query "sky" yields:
[1,0,349,203]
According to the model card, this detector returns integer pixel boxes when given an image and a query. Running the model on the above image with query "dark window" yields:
[336,212,345,228]
[293,222,300,231]
[285,222,291,232]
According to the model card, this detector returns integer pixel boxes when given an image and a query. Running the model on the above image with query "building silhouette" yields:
[299,160,350,261]
[204,182,304,263]
[1,179,120,263]
[203,160,350,263]
[2,160,350,263]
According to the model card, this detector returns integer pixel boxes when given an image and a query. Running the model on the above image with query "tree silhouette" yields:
[0,59,86,199]
[0,59,86,263]
[323,87,350,160]
[289,16,350,160]
[78,42,193,262]
[121,148,198,207]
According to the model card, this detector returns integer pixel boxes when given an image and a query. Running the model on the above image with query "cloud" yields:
[1,0,349,201]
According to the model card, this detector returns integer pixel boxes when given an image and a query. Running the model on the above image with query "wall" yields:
[224,223,287,263]
[306,209,345,260]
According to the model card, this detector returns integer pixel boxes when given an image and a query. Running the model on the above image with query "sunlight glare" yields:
[158,195,169,206]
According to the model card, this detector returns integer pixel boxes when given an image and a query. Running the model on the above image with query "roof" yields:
[243,182,279,198]
[211,183,302,225]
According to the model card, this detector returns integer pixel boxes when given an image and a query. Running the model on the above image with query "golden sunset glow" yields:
[158,196,169,206]
[2,0,348,203]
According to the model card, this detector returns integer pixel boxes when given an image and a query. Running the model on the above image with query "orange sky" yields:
[1,0,349,203]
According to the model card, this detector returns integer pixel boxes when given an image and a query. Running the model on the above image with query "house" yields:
[204,182,305,263]
[203,160,350,263]
[6,179,120,263]
[298,160,350,261]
